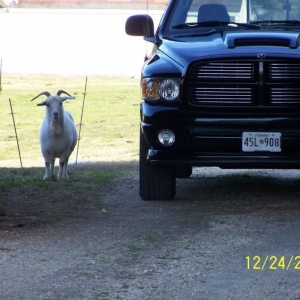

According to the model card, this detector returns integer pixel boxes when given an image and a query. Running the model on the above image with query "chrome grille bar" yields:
[189,87,253,105]
[191,62,254,79]
[271,87,300,105]
[270,63,300,79]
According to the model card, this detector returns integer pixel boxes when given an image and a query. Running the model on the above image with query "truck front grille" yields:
[188,60,300,107]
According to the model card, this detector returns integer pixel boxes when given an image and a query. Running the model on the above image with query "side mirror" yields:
[125,15,154,38]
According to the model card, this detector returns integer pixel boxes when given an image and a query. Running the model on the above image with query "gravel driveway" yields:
[1,165,300,299]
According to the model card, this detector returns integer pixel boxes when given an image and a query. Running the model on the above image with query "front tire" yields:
[139,129,176,200]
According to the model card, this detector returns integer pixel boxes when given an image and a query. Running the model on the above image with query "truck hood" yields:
[158,30,300,66]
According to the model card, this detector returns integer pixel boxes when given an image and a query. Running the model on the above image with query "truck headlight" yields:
[141,78,180,102]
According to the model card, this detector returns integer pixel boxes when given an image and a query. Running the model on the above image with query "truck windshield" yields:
[163,0,300,36]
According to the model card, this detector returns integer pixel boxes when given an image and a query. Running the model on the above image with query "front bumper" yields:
[141,103,300,169]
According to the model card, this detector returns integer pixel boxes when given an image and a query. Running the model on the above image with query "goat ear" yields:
[60,96,76,102]
[37,100,47,106]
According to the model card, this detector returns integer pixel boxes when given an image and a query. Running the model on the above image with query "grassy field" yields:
[0,75,141,168]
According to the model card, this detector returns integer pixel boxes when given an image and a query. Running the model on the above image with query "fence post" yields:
[76,76,88,164]
[9,98,23,168]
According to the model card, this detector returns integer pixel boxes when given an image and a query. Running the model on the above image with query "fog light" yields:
[158,129,175,146]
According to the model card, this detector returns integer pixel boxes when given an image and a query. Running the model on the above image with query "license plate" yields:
[242,132,281,152]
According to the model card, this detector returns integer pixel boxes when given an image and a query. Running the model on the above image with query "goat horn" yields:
[31,91,51,101]
[56,90,72,97]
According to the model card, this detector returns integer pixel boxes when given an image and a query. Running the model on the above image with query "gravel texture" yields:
[1,165,300,299]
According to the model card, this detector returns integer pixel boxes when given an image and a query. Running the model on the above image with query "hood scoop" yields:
[224,32,300,49]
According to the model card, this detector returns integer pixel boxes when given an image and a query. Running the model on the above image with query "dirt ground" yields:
[1,164,300,299]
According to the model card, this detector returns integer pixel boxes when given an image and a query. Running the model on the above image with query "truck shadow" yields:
[175,168,300,212]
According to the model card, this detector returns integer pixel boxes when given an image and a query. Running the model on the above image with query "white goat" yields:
[3,0,18,12]
[31,90,78,180]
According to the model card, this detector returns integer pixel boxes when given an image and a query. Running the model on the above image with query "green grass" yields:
[0,75,141,168]
[0,166,125,191]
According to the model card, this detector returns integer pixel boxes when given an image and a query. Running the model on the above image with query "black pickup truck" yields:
[126,0,300,200]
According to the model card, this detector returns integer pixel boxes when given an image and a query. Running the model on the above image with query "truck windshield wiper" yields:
[251,20,300,26]
[173,21,260,30]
